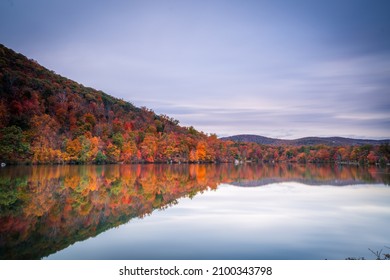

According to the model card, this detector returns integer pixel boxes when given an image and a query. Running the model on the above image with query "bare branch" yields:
[368,248,383,260]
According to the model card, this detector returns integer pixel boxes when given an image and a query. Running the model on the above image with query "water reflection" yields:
[0,164,389,259]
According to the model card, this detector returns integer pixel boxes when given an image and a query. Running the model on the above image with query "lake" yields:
[0,163,389,260]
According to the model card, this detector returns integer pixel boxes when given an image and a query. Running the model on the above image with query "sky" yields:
[1,0,389,139]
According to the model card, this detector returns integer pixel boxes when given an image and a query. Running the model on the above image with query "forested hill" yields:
[0,43,220,164]
[0,44,389,165]
[220,134,390,146]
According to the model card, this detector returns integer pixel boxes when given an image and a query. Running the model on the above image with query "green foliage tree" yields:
[0,126,30,162]
[94,150,107,164]
[112,132,124,149]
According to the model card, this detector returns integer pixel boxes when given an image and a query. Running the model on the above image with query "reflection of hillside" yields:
[231,178,369,187]
[0,163,388,259]
[0,165,218,259]
[227,164,389,187]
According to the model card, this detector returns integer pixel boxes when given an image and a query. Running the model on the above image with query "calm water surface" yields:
[0,164,389,260]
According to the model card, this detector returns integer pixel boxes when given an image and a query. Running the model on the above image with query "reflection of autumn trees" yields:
[0,164,388,259]
[0,165,219,259]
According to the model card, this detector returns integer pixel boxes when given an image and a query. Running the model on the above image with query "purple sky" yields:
[1,0,389,139]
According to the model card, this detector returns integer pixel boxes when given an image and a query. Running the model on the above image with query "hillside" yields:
[220,134,389,146]
[0,44,226,164]
[0,44,389,165]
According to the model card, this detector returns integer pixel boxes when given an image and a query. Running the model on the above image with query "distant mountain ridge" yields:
[220,134,390,146]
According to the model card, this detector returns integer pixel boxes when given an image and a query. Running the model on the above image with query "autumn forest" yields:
[0,44,389,165]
